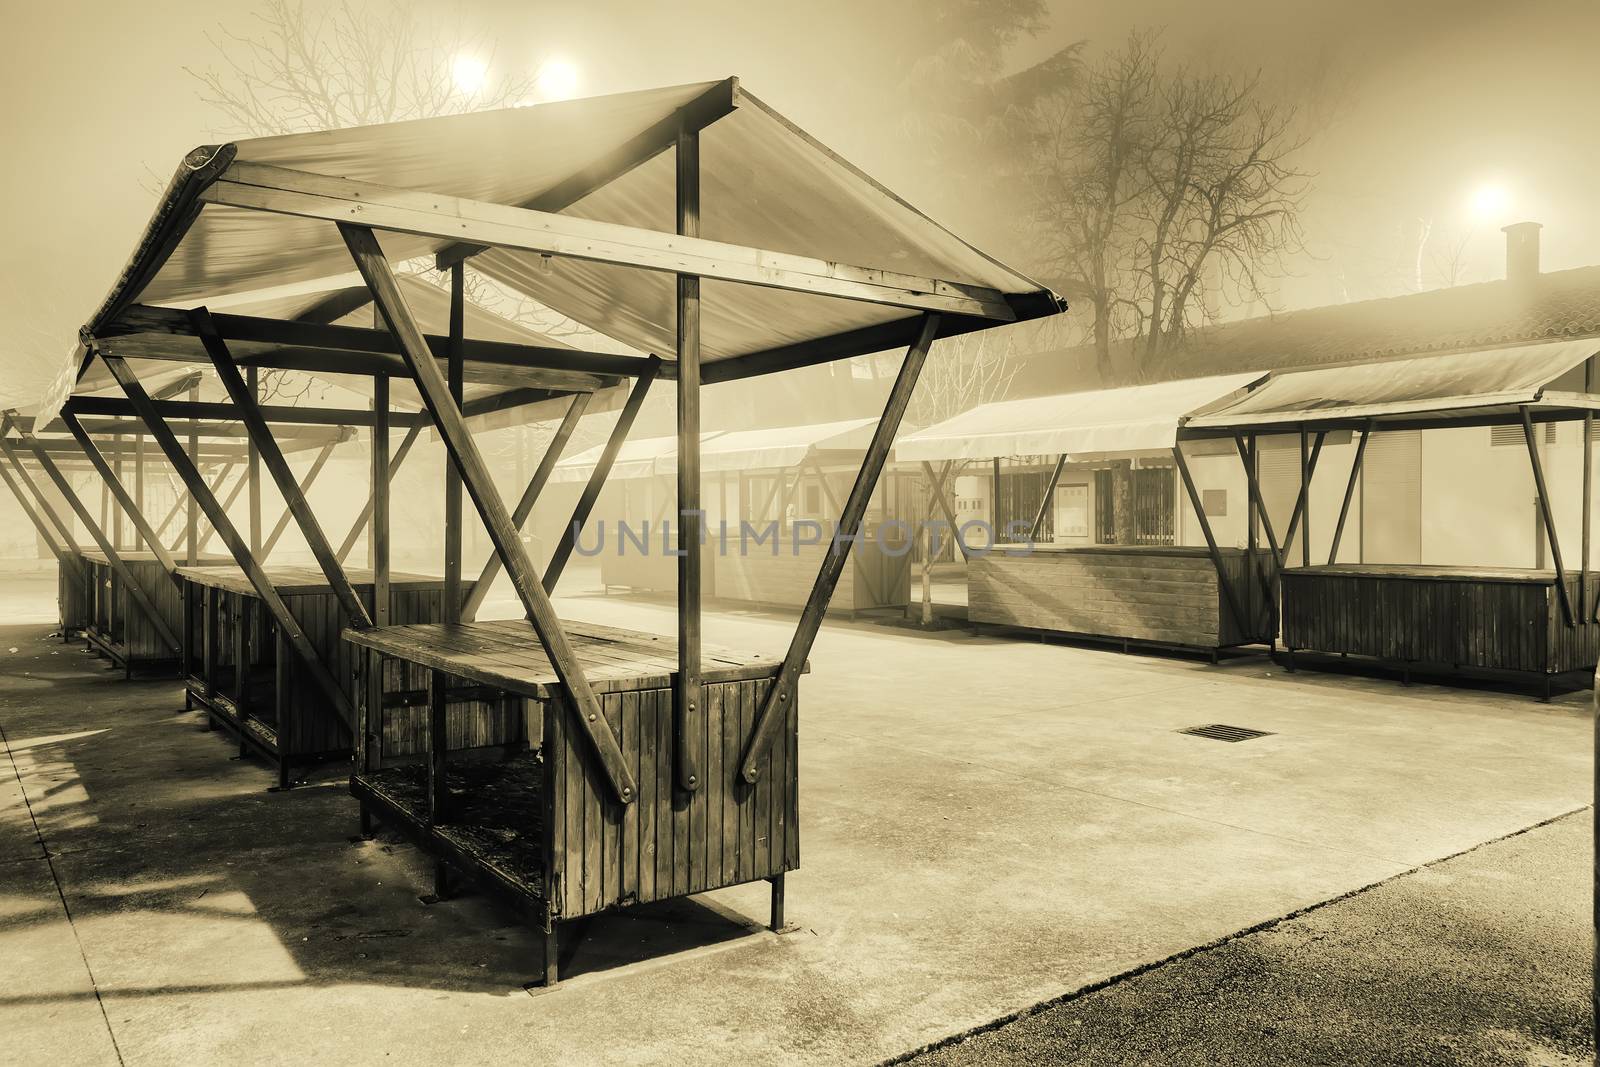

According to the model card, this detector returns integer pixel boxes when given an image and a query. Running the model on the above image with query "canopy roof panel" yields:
[551,417,882,482]
[1183,339,1600,431]
[75,78,1056,395]
[897,373,1264,461]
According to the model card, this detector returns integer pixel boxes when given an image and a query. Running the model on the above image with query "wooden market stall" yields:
[49,77,1061,980]
[1181,338,1600,696]
[897,373,1278,654]
[0,401,349,671]
[551,419,913,615]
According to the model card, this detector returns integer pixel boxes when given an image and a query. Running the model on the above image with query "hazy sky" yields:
[4,0,1599,407]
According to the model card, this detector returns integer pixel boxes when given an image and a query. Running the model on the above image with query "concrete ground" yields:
[1,568,1593,1065]
[907,811,1592,1066]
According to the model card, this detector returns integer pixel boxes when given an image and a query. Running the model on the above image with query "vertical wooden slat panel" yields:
[722,675,740,886]
[704,676,723,890]
[602,692,623,908]
[655,689,673,900]
[564,697,585,919]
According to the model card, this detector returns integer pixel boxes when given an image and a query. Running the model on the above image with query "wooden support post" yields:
[0,441,79,552]
[1280,432,1326,560]
[1173,443,1250,643]
[543,362,660,592]
[1235,434,1284,575]
[60,412,177,576]
[444,262,465,623]
[247,366,261,555]
[1523,406,1575,627]
[341,223,636,805]
[919,460,968,561]
[676,123,704,792]
[203,587,217,703]
[186,378,199,565]
[5,415,181,655]
[770,873,786,932]
[274,627,292,790]
[0,453,66,561]
[460,392,590,622]
[111,434,123,551]
[100,354,357,723]
[1329,422,1371,566]
[992,456,1002,537]
[336,424,422,564]
[232,596,249,757]
[428,667,448,823]
[135,432,145,545]
[1299,427,1311,567]
[741,314,940,782]
[262,439,338,558]
[372,375,390,627]
[1584,359,1593,621]
[193,309,374,629]
[198,464,254,554]
[1029,453,1070,542]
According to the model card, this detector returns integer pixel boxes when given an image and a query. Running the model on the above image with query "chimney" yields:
[1502,221,1542,284]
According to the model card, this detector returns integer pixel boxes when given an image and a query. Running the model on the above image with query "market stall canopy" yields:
[47,76,1060,423]
[896,373,1264,462]
[688,418,879,473]
[1182,338,1600,433]
[551,433,726,484]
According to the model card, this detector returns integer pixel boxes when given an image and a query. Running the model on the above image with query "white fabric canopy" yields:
[550,432,725,484]
[686,417,878,473]
[896,373,1264,462]
[1184,339,1600,429]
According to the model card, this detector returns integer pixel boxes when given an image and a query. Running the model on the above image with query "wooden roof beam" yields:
[202,162,1018,322]
[64,394,423,429]
[435,77,740,271]
[97,304,645,384]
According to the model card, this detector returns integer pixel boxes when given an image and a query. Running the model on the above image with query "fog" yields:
[4,0,1599,409]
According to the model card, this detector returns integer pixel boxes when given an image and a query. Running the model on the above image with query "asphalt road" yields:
[904,810,1593,1067]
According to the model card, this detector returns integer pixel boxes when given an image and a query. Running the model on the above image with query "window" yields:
[1202,488,1227,517]
[1491,423,1558,446]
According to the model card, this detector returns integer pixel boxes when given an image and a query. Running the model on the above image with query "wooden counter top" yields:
[343,619,791,699]
[175,564,445,595]
[1285,564,1577,585]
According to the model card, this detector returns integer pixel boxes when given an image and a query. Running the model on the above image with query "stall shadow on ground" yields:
[2,573,1592,1064]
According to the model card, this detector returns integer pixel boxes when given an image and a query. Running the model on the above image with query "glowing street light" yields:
[452,53,490,96]
[536,59,580,102]
[1468,183,1512,225]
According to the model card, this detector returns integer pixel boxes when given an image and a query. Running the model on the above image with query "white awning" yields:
[896,372,1264,462]
[686,417,878,473]
[1184,338,1600,430]
[551,432,726,483]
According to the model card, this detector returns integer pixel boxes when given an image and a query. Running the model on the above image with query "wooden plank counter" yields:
[69,549,229,673]
[175,564,451,786]
[344,619,800,983]
[968,544,1277,651]
[1281,563,1600,693]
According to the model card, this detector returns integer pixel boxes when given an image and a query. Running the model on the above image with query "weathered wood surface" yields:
[352,668,798,923]
[344,620,790,700]
[58,550,89,634]
[968,545,1276,649]
[176,564,443,597]
[1282,565,1600,675]
[178,568,448,759]
[78,550,226,665]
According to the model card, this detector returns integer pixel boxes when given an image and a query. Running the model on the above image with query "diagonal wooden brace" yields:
[543,361,659,593]
[341,223,636,805]
[263,439,338,558]
[59,412,178,578]
[336,423,422,564]
[460,391,590,622]
[740,314,940,783]
[98,354,357,726]
[5,413,182,655]
[193,307,374,630]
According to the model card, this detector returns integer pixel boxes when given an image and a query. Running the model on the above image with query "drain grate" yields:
[1179,723,1274,743]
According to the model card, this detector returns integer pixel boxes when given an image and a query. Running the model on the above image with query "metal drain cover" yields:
[1179,724,1273,743]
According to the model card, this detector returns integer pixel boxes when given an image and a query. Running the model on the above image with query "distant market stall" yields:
[1181,338,1600,696]
[548,418,912,615]
[898,372,1277,654]
[47,77,1061,981]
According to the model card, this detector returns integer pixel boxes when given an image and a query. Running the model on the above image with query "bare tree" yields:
[187,0,535,134]
[1022,33,1312,381]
